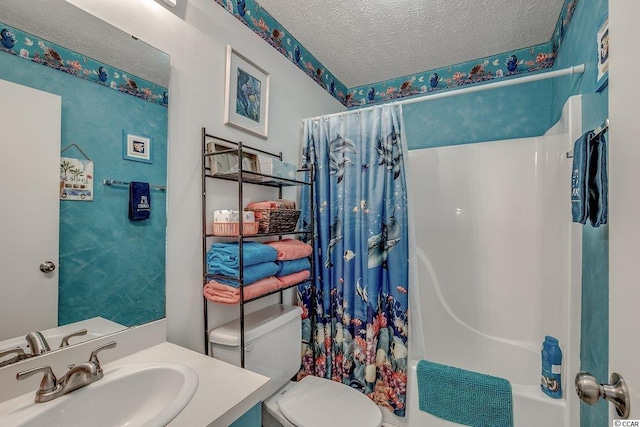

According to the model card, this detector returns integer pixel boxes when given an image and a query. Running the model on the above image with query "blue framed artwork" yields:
[122,130,153,163]
[223,45,270,139]
[596,15,609,93]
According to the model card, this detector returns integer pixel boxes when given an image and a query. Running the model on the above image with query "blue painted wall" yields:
[403,79,553,149]
[551,0,609,425]
[229,403,261,427]
[0,52,167,327]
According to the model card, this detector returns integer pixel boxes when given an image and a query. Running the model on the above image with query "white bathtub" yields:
[405,361,566,426]
[399,96,583,427]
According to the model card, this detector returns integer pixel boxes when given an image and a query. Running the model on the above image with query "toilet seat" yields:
[277,375,382,427]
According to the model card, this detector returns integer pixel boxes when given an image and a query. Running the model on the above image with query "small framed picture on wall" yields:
[596,15,609,93]
[123,130,153,163]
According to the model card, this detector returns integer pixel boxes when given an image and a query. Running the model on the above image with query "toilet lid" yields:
[278,376,382,427]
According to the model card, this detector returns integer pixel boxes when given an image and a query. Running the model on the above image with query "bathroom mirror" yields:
[0,0,169,362]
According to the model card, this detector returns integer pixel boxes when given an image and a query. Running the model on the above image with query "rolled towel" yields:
[277,269,311,288]
[246,199,296,210]
[209,261,279,287]
[276,258,311,277]
[571,131,592,224]
[267,239,313,261]
[207,241,278,268]
[203,277,281,304]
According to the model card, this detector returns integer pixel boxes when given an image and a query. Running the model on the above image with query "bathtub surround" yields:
[299,104,410,416]
[408,96,583,426]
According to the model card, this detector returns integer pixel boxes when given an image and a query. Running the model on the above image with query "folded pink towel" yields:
[246,199,296,210]
[267,239,313,261]
[203,276,281,304]
[277,269,311,288]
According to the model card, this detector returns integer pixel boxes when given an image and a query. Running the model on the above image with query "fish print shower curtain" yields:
[298,104,410,416]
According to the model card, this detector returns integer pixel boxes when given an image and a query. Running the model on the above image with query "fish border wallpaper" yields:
[214,0,349,105]
[0,22,168,107]
[215,0,580,108]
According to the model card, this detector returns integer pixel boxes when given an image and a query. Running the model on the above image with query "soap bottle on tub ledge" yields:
[541,335,563,398]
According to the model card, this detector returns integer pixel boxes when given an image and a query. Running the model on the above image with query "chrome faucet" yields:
[25,331,51,356]
[59,329,88,348]
[0,329,90,368]
[16,341,117,403]
[0,347,28,367]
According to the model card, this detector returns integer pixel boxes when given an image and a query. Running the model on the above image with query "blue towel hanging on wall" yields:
[571,131,592,224]
[129,182,151,221]
[591,133,608,227]
[571,129,608,227]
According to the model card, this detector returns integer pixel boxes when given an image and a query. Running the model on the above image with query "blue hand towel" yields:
[207,242,278,268]
[208,261,279,287]
[276,258,311,277]
[417,360,513,427]
[592,133,608,227]
[129,182,150,221]
[571,131,592,224]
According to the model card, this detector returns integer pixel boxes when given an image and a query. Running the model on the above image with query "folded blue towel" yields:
[571,131,592,224]
[208,261,279,287]
[129,182,150,221]
[207,242,278,268]
[276,258,311,277]
[592,133,608,227]
[417,360,513,427]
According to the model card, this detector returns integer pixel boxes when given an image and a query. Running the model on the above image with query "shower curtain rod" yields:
[307,64,586,121]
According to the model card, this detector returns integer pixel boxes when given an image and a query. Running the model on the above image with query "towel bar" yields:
[566,118,609,159]
[102,179,166,191]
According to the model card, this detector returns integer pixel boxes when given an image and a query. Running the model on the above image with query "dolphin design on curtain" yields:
[298,104,410,416]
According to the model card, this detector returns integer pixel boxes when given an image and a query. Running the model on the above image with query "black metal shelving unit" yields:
[201,129,314,368]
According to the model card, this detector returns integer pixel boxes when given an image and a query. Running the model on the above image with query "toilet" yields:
[209,304,383,427]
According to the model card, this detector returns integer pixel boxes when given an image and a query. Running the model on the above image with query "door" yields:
[609,0,640,421]
[0,78,61,340]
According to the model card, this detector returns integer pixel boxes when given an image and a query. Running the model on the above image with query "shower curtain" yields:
[298,104,410,416]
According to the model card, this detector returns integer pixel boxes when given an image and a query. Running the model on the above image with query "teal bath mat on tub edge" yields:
[416,360,513,427]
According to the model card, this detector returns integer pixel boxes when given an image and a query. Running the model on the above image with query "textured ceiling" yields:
[258,0,565,88]
[0,0,169,88]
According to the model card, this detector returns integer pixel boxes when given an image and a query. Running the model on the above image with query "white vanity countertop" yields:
[105,341,271,426]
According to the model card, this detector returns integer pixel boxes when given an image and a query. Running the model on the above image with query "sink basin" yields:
[0,362,198,427]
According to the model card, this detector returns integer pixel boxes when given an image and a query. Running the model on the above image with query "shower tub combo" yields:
[402,96,583,426]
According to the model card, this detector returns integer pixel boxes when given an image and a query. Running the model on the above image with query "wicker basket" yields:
[246,208,301,233]
[211,221,259,236]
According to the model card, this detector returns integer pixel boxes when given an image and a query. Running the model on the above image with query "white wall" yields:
[67,0,345,353]
[609,0,640,417]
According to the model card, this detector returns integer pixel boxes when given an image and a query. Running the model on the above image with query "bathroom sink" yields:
[0,362,198,427]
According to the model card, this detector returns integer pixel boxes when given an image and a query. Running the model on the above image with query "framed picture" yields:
[123,130,153,163]
[224,45,270,139]
[206,139,260,175]
[596,15,609,92]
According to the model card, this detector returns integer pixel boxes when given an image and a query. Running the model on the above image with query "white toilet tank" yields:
[209,304,302,396]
